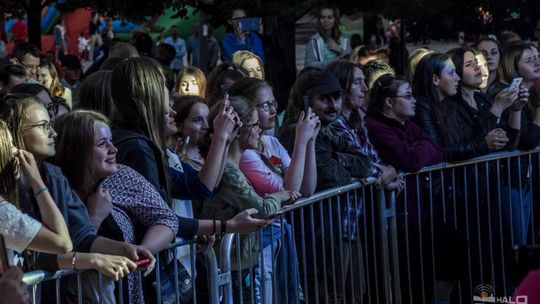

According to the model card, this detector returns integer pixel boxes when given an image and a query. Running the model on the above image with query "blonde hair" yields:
[232,51,265,79]
[406,48,433,82]
[0,120,18,206]
[40,61,66,98]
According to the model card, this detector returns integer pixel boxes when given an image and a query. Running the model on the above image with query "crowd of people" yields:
[1,4,540,304]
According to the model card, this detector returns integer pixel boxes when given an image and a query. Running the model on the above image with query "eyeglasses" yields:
[256,100,278,112]
[23,121,53,134]
[249,121,260,129]
[19,62,40,72]
[392,94,415,101]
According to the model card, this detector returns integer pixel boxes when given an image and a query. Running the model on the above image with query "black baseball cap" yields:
[301,70,343,95]
[61,55,82,70]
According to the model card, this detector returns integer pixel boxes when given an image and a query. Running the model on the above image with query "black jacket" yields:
[279,122,371,191]
[413,93,518,162]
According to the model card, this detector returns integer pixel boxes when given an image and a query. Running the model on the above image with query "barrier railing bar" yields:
[309,204,320,304]
[220,233,234,304]
[387,190,402,303]
[408,148,540,174]
[377,188,389,303]
[204,243,220,304]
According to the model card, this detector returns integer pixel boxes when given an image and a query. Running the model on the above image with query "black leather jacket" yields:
[413,93,517,162]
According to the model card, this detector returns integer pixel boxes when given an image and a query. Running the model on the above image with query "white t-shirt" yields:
[0,200,41,265]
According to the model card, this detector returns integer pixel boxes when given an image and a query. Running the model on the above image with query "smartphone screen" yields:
[238,18,260,32]
[509,77,523,91]
[302,96,310,114]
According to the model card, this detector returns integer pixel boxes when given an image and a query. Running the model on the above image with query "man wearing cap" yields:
[281,70,371,189]
[279,70,371,303]
[60,55,82,91]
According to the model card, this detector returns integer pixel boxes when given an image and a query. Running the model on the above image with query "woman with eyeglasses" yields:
[201,95,302,303]
[0,95,155,302]
[365,74,443,172]
[0,119,72,261]
[228,77,318,303]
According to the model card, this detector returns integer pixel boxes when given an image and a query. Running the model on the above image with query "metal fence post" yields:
[204,246,221,304]
[386,190,402,303]
[220,233,234,304]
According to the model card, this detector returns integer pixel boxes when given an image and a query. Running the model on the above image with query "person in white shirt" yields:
[164,26,186,74]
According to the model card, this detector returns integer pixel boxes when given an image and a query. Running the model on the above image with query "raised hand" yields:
[511,84,530,111]
[213,94,241,143]
[16,149,45,190]
[296,107,320,144]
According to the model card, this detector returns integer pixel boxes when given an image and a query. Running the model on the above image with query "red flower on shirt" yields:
[269,155,282,165]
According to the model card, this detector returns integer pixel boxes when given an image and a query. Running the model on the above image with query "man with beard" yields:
[279,70,371,303]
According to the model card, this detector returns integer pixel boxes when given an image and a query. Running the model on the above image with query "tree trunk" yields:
[262,14,296,113]
[26,0,42,49]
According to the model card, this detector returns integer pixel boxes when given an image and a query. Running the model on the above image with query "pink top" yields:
[513,268,540,303]
[240,135,291,196]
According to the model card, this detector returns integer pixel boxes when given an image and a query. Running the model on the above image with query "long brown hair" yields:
[54,110,110,192]
[318,6,342,42]
[176,66,207,98]
[110,57,172,202]
[228,78,282,175]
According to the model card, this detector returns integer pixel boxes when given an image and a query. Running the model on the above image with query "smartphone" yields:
[509,77,523,91]
[220,84,228,97]
[0,235,9,273]
[238,18,260,32]
[175,136,190,154]
[135,258,151,267]
[302,96,310,114]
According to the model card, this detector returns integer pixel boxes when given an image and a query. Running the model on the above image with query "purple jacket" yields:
[364,109,443,172]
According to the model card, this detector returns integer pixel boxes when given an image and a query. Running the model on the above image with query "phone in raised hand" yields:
[302,96,310,114]
[509,77,523,91]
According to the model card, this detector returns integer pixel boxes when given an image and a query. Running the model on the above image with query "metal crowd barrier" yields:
[218,177,401,304]
[22,239,207,304]
[22,148,539,304]
[398,148,540,303]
